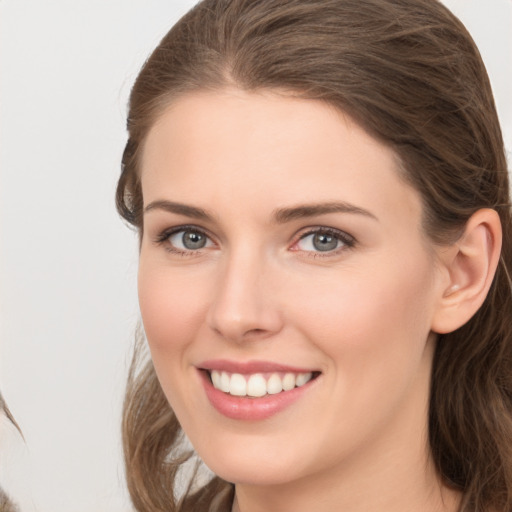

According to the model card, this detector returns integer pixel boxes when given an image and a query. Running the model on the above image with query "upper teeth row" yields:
[210,370,313,397]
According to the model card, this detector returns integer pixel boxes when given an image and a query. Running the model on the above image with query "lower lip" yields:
[199,370,317,421]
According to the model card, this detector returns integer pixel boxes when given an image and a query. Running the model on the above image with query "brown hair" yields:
[0,392,21,512]
[116,1,512,510]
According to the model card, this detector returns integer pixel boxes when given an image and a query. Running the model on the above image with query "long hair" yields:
[116,1,512,510]
[0,392,21,512]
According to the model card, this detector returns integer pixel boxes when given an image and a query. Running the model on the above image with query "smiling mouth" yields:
[205,370,320,398]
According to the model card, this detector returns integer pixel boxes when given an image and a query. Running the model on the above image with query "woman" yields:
[116,0,512,510]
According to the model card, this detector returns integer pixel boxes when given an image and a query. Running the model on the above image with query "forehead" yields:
[140,89,423,230]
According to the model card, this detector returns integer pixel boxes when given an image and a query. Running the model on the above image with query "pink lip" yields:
[197,360,319,421]
[198,359,315,374]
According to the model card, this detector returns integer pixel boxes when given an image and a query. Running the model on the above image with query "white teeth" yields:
[210,370,314,397]
[247,374,267,397]
[230,373,247,396]
[211,370,221,389]
[266,373,283,394]
[282,373,296,391]
[220,371,230,393]
[296,372,313,387]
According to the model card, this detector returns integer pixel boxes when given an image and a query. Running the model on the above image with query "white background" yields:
[0,1,510,511]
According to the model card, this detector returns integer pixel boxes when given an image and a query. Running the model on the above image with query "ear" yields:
[431,208,502,334]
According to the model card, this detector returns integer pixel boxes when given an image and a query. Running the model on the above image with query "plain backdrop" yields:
[0,1,510,511]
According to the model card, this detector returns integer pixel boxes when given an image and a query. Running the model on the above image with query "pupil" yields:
[183,231,206,249]
[313,233,338,251]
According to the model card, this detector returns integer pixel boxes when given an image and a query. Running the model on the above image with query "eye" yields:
[293,228,355,254]
[157,227,215,253]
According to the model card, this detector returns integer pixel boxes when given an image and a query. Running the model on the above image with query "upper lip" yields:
[197,359,318,374]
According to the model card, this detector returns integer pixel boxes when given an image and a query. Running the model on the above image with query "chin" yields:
[186,431,301,486]
[207,459,300,487]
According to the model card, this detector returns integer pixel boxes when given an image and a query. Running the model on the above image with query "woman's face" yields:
[138,90,446,486]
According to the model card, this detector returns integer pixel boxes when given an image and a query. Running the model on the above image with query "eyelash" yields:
[154,225,356,258]
[293,227,356,258]
[154,225,215,257]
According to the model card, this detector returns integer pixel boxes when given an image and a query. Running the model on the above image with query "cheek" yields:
[286,253,436,385]
[278,255,437,455]
[137,260,209,359]
[137,259,215,420]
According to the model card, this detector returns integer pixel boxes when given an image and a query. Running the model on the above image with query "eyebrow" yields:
[143,199,377,223]
[144,200,215,221]
[272,201,378,223]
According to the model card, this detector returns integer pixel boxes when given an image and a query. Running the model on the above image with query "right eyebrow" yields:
[144,200,214,221]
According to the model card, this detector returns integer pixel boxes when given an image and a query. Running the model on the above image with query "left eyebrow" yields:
[143,200,215,221]
[272,201,378,224]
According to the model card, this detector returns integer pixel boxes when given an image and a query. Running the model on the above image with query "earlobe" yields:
[431,208,502,334]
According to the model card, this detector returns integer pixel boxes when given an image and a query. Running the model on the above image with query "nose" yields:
[206,248,283,343]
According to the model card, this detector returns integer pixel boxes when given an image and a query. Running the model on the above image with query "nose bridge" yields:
[207,242,282,342]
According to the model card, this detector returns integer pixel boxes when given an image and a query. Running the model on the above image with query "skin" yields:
[138,89,464,512]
